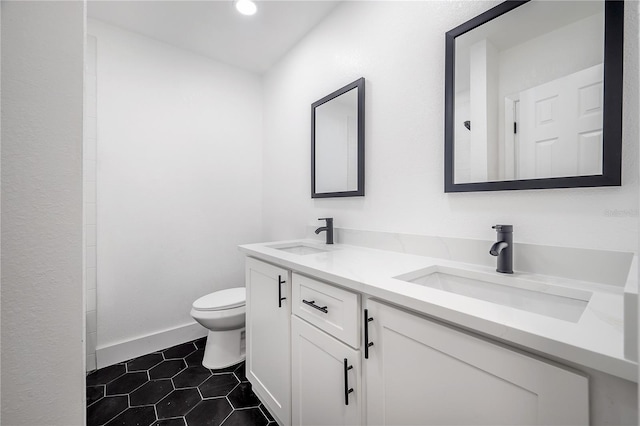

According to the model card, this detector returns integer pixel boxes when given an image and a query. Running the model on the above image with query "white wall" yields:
[262,1,639,254]
[1,1,85,424]
[468,39,498,182]
[89,20,263,364]
[84,35,98,371]
[1,2,3,420]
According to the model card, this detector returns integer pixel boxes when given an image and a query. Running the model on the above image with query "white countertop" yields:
[239,239,638,382]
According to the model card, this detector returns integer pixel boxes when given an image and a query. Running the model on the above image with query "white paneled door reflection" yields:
[516,64,603,180]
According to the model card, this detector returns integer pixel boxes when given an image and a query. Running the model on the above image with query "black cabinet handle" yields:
[302,299,328,314]
[278,275,286,308]
[364,309,374,359]
[343,358,354,406]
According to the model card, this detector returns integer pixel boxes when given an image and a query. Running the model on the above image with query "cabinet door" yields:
[246,258,291,425]
[292,316,362,426]
[365,300,588,426]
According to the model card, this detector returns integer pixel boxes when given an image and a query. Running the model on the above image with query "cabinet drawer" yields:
[292,273,360,348]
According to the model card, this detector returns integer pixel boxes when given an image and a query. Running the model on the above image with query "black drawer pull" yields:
[343,358,354,406]
[364,309,374,359]
[302,299,328,314]
[278,275,286,308]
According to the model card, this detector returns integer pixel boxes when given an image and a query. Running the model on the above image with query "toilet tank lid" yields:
[193,287,246,311]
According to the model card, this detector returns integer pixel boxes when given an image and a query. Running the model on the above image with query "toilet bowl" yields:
[191,287,246,369]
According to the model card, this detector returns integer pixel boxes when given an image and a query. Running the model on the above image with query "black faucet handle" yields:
[492,224,513,232]
[316,218,334,245]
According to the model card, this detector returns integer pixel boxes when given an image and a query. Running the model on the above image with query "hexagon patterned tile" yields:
[86,338,276,426]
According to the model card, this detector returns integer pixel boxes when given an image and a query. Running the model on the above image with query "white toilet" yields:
[190,287,246,369]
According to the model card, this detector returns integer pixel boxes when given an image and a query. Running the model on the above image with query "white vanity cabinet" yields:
[364,300,590,425]
[244,255,593,426]
[291,273,362,426]
[245,258,292,425]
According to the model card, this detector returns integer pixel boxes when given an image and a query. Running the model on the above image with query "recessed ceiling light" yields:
[235,0,257,16]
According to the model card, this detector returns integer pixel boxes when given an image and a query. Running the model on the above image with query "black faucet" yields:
[315,218,334,244]
[490,225,513,274]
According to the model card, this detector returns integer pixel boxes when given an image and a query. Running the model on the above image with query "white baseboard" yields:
[96,322,208,369]
[86,354,97,372]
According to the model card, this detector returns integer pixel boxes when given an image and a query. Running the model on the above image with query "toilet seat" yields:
[192,287,245,311]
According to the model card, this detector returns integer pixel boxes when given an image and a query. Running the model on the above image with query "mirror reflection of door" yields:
[453,1,605,184]
[516,64,603,180]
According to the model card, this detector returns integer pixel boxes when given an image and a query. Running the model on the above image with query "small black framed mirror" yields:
[312,77,365,198]
[445,0,623,192]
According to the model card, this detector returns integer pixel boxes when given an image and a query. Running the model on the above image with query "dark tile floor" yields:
[86,337,276,426]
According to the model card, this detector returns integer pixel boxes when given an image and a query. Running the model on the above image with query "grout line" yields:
[158,415,185,423]
[179,389,206,420]
[258,404,269,421]
[155,389,172,407]
[86,385,106,409]
[225,392,237,411]
[128,380,147,396]
[103,405,128,426]
[103,392,131,397]
[259,404,276,423]
[218,407,234,426]
[86,399,101,409]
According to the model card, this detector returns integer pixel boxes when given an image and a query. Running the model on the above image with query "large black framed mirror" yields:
[445,0,623,193]
[312,77,365,198]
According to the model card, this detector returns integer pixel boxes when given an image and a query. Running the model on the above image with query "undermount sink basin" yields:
[394,266,592,323]
[269,242,330,256]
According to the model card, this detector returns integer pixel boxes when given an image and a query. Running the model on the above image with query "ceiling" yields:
[87,0,341,74]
